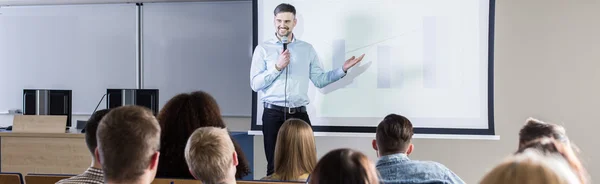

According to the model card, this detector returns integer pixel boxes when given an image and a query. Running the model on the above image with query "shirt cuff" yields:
[269,64,284,75]
[335,67,347,78]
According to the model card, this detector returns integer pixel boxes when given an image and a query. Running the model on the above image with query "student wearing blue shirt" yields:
[373,114,465,184]
[250,3,364,175]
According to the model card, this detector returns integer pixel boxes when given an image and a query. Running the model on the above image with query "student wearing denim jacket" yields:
[372,114,465,184]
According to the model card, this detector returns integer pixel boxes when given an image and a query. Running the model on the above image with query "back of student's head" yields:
[308,148,379,184]
[185,127,237,184]
[375,114,414,155]
[97,105,161,183]
[480,150,580,184]
[516,138,589,184]
[519,118,569,148]
[273,119,316,180]
[85,109,111,158]
[156,91,250,178]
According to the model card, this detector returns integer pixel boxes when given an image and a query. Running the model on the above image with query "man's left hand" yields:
[342,54,365,72]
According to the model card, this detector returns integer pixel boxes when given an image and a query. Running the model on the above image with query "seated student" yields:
[308,148,379,184]
[56,109,111,184]
[261,119,316,182]
[372,114,465,184]
[516,138,589,184]
[155,91,250,179]
[480,149,580,184]
[519,117,572,149]
[96,106,161,184]
[185,127,238,184]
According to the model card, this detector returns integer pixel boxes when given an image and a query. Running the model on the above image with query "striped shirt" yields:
[56,167,103,184]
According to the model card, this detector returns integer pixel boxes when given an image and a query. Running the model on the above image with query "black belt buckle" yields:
[288,107,296,114]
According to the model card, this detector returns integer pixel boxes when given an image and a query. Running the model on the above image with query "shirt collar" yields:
[84,167,103,176]
[377,153,411,166]
[270,32,297,44]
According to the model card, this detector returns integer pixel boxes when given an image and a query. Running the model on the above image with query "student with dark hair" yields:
[308,148,378,184]
[373,114,464,184]
[518,117,570,148]
[155,91,250,179]
[56,109,111,184]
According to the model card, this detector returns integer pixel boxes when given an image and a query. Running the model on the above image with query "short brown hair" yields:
[156,91,250,179]
[376,114,414,155]
[97,105,161,182]
[185,127,235,183]
[84,109,111,157]
[309,148,379,184]
[273,119,317,181]
[519,118,568,148]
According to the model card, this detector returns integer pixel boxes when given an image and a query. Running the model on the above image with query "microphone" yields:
[281,35,289,120]
[282,36,288,51]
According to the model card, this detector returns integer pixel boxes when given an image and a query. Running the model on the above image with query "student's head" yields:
[156,91,250,178]
[519,118,569,148]
[372,114,414,156]
[308,148,379,184]
[273,119,317,180]
[516,138,589,184]
[185,127,238,184]
[273,3,297,37]
[84,109,111,160]
[480,150,580,184]
[96,105,161,183]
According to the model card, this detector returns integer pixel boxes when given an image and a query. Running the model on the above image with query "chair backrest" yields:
[151,178,304,184]
[0,172,24,184]
[237,181,305,184]
[25,174,74,184]
[152,178,202,184]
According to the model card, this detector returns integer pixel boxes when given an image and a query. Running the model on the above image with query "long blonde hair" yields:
[480,150,580,184]
[273,119,317,181]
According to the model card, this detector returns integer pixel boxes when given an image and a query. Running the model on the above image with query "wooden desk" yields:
[0,132,90,175]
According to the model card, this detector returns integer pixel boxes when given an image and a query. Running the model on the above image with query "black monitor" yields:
[23,89,72,127]
[106,89,159,115]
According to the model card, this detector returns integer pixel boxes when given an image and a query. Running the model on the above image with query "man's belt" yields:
[263,103,306,114]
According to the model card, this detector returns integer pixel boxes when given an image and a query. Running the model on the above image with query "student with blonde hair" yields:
[261,119,316,181]
[516,138,589,184]
[185,127,238,184]
[480,150,580,184]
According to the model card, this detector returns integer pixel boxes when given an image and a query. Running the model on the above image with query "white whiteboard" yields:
[0,4,137,114]
[142,1,253,116]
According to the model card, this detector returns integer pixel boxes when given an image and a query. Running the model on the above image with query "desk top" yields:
[0,130,84,138]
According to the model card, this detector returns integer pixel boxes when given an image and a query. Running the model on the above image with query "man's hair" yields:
[156,91,250,179]
[273,119,317,180]
[309,148,379,184]
[273,3,296,16]
[519,118,569,148]
[376,114,414,155]
[97,105,161,183]
[84,109,111,157]
[185,127,235,184]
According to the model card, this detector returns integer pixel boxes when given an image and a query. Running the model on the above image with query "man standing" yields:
[250,3,364,175]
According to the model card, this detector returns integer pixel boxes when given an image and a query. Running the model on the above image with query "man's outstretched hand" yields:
[342,54,365,72]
